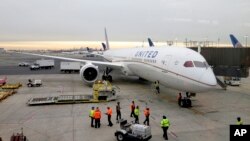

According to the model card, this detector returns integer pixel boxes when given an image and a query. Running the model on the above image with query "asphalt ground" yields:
[0,52,105,75]
[0,52,250,141]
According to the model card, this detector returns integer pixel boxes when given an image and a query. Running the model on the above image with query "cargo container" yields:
[60,62,82,73]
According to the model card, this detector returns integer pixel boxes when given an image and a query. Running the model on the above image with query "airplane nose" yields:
[200,69,217,86]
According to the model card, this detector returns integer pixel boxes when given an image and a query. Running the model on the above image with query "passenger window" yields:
[184,61,194,67]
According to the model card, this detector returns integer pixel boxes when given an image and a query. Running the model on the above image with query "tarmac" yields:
[0,52,250,141]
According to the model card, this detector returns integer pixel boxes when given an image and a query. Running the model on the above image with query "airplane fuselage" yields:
[103,47,217,93]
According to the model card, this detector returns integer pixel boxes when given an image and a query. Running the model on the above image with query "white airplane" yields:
[19,29,217,93]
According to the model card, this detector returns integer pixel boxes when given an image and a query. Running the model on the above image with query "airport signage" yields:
[230,125,250,141]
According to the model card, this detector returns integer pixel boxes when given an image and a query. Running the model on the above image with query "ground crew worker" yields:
[134,106,140,123]
[94,107,101,128]
[130,101,135,117]
[143,108,150,126]
[154,80,160,94]
[116,102,121,123]
[237,117,243,125]
[177,93,182,106]
[106,107,113,127]
[89,107,95,127]
[161,115,170,140]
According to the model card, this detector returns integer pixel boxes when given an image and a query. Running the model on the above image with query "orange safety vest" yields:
[107,108,112,116]
[94,110,101,119]
[144,109,150,116]
[131,104,135,110]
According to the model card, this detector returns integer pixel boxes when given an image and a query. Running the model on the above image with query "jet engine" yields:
[80,63,99,83]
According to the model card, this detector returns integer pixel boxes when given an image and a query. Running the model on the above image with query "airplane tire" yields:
[186,99,192,107]
[180,100,184,107]
[180,99,192,108]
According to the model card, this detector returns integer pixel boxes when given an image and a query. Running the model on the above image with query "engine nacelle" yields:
[80,63,99,83]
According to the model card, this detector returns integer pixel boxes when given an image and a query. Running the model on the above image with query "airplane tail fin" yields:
[230,34,243,48]
[86,47,90,52]
[101,43,107,51]
[148,38,154,47]
[104,28,110,50]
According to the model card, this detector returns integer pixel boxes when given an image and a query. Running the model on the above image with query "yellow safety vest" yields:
[161,119,170,127]
[89,110,94,117]
[237,120,243,125]
[134,108,140,116]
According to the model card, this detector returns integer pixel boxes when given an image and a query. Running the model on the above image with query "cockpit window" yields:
[204,62,209,68]
[184,61,194,67]
[193,61,207,68]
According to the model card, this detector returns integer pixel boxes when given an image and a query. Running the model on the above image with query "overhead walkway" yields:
[189,47,250,77]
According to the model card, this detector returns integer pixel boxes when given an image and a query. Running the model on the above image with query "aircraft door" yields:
[161,55,172,69]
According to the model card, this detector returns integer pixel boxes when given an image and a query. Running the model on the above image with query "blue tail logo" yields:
[230,34,243,48]
[102,43,106,51]
[147,38,154,47]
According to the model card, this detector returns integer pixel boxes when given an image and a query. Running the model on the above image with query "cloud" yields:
[197,20,210,24]
[164,18,193,23]
[243,22,250,27]
[197,20,219,25]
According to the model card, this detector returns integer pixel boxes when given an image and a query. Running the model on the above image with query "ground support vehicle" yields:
[30,59,55,70]
[30,64,40,70]
[224,77,241,86]
[60,62,82,73]
[27,79,42,87]
[18,62,30,67]
[0,89,16,101]
[10,128,27,141]
[114,119,152,141]
[1,83,22,89]
[27,80,117,105]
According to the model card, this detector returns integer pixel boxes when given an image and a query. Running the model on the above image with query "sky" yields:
[0,0,249,49]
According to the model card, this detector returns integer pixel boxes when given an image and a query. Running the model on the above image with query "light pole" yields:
[217,38,220,47]
[204,37,207,47]
[245,35,248,47]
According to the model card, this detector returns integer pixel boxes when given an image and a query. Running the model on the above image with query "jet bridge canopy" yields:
[189,47,250,77]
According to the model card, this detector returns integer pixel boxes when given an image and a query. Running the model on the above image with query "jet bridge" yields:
[190,47,250,89]
[189,47,250,77]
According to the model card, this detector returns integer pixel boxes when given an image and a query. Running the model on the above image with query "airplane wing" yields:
[17,52,123,69]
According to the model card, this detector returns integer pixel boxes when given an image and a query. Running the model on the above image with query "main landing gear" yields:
[102,67,113,82]
[178,92,195,108]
